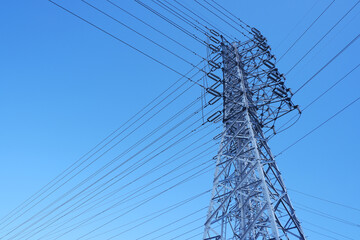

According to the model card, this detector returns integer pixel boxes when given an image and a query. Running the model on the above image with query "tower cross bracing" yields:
[203,29,306,240]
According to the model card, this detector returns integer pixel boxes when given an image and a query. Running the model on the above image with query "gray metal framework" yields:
[203,29,306,240]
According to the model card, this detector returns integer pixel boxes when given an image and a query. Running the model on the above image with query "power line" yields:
[87,142,216,214]
[295,203,360,228]
[48,0,205,89]
[274,0,321,50]
[40,161,210,239]
[302,219,355,240]
[286,0,360,76]
[134,0,207,47]
[51,164,212,240]
[194,0,249,39]
[289,188,360,213]
[171,0,236,41]
[151,0,207,35]
[276,63,360,133]
[168,225,203,240]
[207,0,252,30]
[74,165,214,239]
[22,105,217,240]
[76,191,209,240]
[81,0,206,73]
[277,0,336,62]
[158,0,234,40]
[300,63,359,112]
[122,208,206,240]
[276,95,360,156]
[0,60,205,233]
[304,227,341,240]
[0,67,205,233]
[10,95,219,239]
[2,85,204,237]
[201,0,253,36]
[6,98,211,239]
[46,139,216,239]
[35,129,219,239]
[184,231,203,240]
[76,129,217,212]
[157,0,217,38]
[71,129,217,212]
[105,0,206,60]
[294,32,360,95]
[18,160,212,240]
[147,218,203,240]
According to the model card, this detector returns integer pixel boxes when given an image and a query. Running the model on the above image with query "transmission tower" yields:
[202,27,306,239]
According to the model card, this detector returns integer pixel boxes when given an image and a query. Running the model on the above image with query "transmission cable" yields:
[22,158,210,240]
[28,120,217,239]
[294,32,360,95]
[134,0,208,47]
[49,161,213,240]
[151,0,207,35]
[167,225,203,240]
[277,0,336,62]
[184,231,203,240]
[0,60,205,233]
[37,122,218,239]
[202,0,253,35]
[0,65,205,234]
[63,127,217,215]
[81,0,207,74]
[112,207,206,240]
[304,227,341,240]
[80,191,209,240]
[6,96,210,239]
[194,0,250,39]
[105,0,206,61]
[275,63,360,133]
[11,95,219,239]
[71,129,218,217]
[286,0,360,76]
[48,0,205,89]
[3,85,204,238]
[295,203,360,228]
[172,0,236,42]
[276,95,360,157]
[143,217,203,240]
[46,184,211,240]
[160,0,234,41]
[156,0,237,42]
[289,188,360,213]
[274,0,321,50]
[39,151,213,239]
[0,70,186,225]
[69,163,214,239]
[208,0,252,30]
[301,219,355,240]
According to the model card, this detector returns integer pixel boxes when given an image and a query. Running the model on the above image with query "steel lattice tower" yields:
[203,28,306,240]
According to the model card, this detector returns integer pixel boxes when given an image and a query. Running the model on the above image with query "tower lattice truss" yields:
[203,28,306,240]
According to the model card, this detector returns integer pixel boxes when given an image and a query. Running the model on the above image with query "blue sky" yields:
[0,0,359,239]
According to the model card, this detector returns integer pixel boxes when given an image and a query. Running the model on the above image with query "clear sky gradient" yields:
[0,0,359,239]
